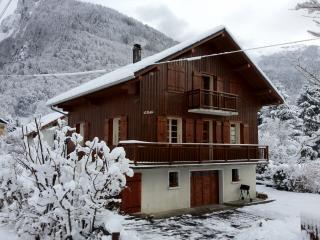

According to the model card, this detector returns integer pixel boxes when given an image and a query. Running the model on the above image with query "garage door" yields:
[121,173,141,213]
[190,171,219,207]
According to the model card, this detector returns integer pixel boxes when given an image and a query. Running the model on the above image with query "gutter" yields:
[50,106,68,116]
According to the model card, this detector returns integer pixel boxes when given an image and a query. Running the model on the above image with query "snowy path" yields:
[124,185,320,240]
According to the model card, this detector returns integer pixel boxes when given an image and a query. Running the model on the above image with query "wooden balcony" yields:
[187,89,239,116]
[119,142,268,166]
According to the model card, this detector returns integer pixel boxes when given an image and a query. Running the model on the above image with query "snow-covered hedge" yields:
[0,119,134,239]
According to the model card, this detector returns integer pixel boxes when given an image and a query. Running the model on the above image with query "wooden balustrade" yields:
[119,142,268,165]
[187,89,239,112]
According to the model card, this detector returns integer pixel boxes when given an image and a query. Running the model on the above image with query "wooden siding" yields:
[62,36,262,145]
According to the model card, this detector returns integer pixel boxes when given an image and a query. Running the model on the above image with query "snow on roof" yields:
[47,25,283,106]
[0,118,8,124]
[23,112,65,136]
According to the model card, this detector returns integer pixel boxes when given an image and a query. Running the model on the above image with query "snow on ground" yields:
[124,185,320,240]
[0,185,319,239]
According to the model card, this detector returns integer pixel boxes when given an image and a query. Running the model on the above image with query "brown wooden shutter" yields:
[103,118,109,142]
[168,64,185,92]
[168,64,176,91]
[241,123,249,144]
[217,77,224,92]
[157,116,167,142]
[222,121,230,143]
[192,71,202,90]
[195,119,203,143]
[84,122,90,141]
[120,116,128,141]
[185,119,194,143]
[213,121,222,143]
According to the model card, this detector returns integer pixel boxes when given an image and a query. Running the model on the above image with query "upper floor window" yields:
[167,118,182,143]
[230,123,240,144]
[202,75,216,91]
[113,117,121,145]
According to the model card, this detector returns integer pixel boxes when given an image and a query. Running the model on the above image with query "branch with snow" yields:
[0,119,134,240]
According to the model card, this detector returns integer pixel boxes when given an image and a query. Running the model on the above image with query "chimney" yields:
[133,44,142,63]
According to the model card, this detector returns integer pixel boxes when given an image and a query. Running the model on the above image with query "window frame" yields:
[112,117,121,145]
[167,117,182,143]
[168,171,180,189]
[232,168,240,182]
[230,122,241,144]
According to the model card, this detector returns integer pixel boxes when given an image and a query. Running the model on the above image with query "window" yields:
[169,171,179,188]
[167,118,182,143]
[202,120,213,143]
[113,118,121,145]
[232,169,240,182]
[230,123,240,144]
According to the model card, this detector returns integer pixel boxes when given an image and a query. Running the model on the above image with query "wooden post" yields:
[112,232,120,240]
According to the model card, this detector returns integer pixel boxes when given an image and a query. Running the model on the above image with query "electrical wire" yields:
[1,36,320,77]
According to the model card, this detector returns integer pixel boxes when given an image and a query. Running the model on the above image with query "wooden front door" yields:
[190,171,219,207]
[121,173,141,213]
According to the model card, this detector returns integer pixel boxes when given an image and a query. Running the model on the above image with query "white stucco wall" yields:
[135,163,256,214]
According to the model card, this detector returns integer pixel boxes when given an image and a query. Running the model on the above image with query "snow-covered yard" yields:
[124,185,320,240]
[1,185,319,239]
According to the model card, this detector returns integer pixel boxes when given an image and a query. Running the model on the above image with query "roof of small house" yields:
[47,25,284,106]
[0,118,8,125]
[23,112,65,136]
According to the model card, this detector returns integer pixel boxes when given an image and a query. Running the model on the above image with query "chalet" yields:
[0,118,8,136]
[24,112,66,147]
[47,26,283,214]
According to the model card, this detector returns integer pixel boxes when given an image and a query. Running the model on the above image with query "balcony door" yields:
[202,75,217,108]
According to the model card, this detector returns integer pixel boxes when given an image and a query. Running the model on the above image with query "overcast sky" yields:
[82,0,319,54]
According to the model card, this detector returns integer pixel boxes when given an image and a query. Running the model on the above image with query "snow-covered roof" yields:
[23,112,65,136]
[47,25,283,106]
[0,118,8,125]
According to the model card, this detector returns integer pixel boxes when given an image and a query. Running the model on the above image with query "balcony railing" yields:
[119,142,268,165]
[187,89,239,112]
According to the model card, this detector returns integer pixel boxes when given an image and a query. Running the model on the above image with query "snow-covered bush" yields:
[0,119,133,239]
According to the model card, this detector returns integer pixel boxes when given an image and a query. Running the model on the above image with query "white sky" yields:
[81,0,320,55]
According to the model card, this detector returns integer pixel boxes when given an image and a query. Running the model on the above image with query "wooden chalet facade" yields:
[47,26,283,214]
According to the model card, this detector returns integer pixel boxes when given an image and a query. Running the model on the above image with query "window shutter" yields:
[120,116,128,141]
[167,65,176,91]
[214,121,222,143]
[217,77,224,92]
[192,71,202,90]
[195,119,203,143]
[168,64,185,92]
[104,118,109,143]
[185,119,194,143]
[84,122,90,141]
[157,116,167,142]
[222,121,230,143]
[241,123,249,144]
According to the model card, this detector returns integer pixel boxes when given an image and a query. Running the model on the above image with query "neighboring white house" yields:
[23,112,66,146]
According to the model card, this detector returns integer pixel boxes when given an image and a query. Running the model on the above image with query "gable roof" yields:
[47,25,283,106]
[0,118,8,125]
[23,112,65,136]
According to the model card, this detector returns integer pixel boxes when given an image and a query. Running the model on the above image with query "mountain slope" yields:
[0,0,176,120]
[258,45,320,103]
